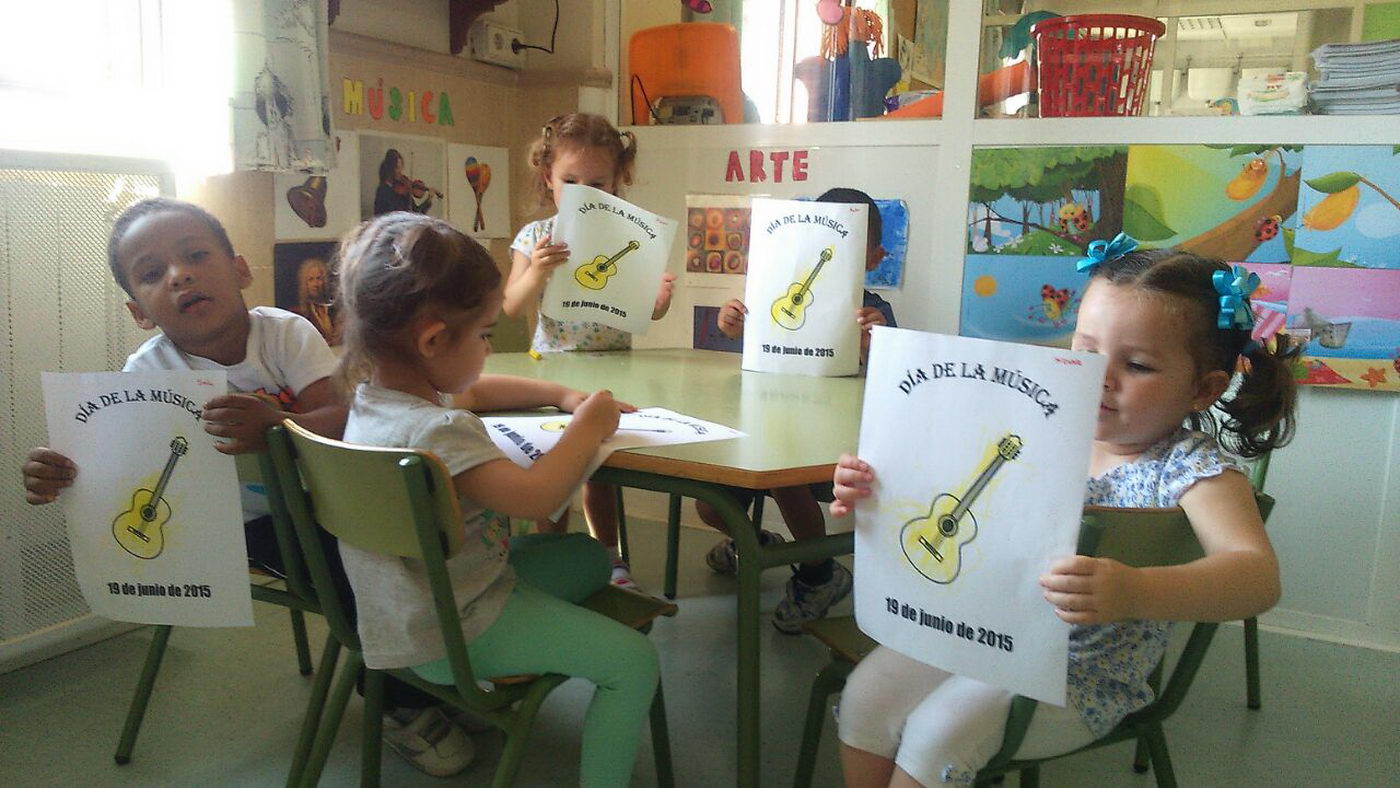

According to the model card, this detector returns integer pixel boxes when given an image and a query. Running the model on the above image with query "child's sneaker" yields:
[610,557,641,591]
[705,530,786,575]
[382,706,475,777]
[772,561,853,634]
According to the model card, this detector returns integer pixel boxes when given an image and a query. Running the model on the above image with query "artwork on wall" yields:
[966,147,1127,257]
[1292,145,1400,268]
[685,194,752,280]
[959,254,1085,346]
[358,133,446,221]
[446,143,510,239]
[1122,144,1302,263]
[1286,266,1400,392]
[274,132,360,241]
[273,241,340,346]
[692,305,743,353]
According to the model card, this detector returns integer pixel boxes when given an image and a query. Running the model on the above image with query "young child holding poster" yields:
[700,187,894,633]
[19,199,478,777]
[829,245,1296,787]
[504,112,677,588]
[335,211,659,788]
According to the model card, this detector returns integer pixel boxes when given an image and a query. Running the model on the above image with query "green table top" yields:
[484,349,864,489]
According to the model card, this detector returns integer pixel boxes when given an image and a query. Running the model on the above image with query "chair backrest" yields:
[265,421,490,703]
[235,449,317,604]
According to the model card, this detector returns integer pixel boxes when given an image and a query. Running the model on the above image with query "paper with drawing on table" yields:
[542,184,679,336]
[852,327,1104,705]
[42,371,253,627]
[741,197,865,377]
[481,407,746,521]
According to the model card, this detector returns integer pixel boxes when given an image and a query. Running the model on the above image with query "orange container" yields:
[628,23,743,125]
[881,60,1032,119]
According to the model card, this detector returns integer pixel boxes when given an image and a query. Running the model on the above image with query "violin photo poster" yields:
[41,371,253,627]
[542,184,679,335]
[358,132,447,221]
[741,197,865,376]
[852,327,1104,704]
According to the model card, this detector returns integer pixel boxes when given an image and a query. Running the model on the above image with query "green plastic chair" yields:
[1242,453,1272,710]
[265,421,678,788]
[793,493,1275,788]
[113,450,336,787]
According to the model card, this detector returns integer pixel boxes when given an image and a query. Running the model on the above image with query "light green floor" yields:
[2,517,1398,787]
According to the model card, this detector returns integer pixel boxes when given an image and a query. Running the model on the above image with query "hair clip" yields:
[1213,265,1260,331]
[1076,233,1139,274]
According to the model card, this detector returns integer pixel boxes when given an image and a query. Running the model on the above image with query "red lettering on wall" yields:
[792,150,809,181]
[749,150,767,183]
[725,150,744,182]
[769,150,790,182]
[420,90,436,124]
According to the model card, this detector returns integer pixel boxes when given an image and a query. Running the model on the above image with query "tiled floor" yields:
[2,517,1398,786]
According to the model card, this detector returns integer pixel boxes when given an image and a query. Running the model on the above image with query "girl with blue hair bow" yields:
[828,244,1298,788]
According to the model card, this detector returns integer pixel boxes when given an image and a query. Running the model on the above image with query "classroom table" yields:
[485,348,863,787]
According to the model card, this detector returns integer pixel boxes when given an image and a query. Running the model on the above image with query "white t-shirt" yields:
[123,306,339,519]
[339,383,515,669]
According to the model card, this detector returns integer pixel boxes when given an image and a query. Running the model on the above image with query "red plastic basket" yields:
[1032,14,1166,117]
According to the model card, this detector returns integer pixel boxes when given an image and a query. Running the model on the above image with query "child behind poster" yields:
[829,244,1297,787]
[504,112,678,589]
[699,187,894,634]
[19,199,480,777]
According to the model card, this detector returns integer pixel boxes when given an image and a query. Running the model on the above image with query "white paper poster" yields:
[542,185,679,335]
[274,131,361,241]
[853,327,1105,705]
[447,143,511,239]
[741,198,865,376]
[481,408,744,520]
[41,371,254,627]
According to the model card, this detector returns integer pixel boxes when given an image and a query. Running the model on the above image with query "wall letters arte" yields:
[725,149,810,183]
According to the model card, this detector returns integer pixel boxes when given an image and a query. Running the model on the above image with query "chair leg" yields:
[1134,736,1151,773]
[650,681,675,788]
[299,650,362,788]
[361,669,385,788]
[1019,765,1040,787]
[794,660,851,788]
[290,609,313,676]
[1244,616,1261,710]
[751,494,765,528]
[113,624,173,765]
[493,681,556,788]
[664,494,682,600]
[287,635,342,787]
[616,486,630,565]
[1143,727,1177,788]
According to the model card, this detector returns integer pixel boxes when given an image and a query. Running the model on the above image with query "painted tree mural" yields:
[967,146,1128,255]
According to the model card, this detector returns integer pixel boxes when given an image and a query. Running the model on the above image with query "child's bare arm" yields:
[203,378,347,454]
[22,448,76,504]
[1040,469,1280,625]
[450,375,636,414]
[503,238,569,317]
[452,390,620,520]
[831,454,874,517]
[651,272,677,320]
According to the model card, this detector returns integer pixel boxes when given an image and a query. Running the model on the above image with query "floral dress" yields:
[511,217,632,353]
[1068,428,1243,735]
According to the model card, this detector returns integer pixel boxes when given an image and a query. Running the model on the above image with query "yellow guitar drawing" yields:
[770,246,833,331]
[900,434,1023,584]
[112,436,188,560]
[574,240,640,290]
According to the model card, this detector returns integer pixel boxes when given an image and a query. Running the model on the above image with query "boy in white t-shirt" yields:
[21,199,475,777]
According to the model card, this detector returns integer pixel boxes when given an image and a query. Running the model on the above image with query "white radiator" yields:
[0,150,171,672]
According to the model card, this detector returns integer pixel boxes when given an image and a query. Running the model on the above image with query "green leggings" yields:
[411,533,659,788]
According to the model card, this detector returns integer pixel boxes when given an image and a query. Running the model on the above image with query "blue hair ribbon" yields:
[1213,265,1261,331]
[1076,233,1139,274]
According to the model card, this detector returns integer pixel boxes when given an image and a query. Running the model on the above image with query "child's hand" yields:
[857,306,886,355]
[202,393,285,454]
[717,299,747,340]
[1039,555,1142,625]
[559,388,636,414]
[569,389,621,440]
[22,448,76,504]
[830,454,874,517]
[651,272,677,320]
[529,235,570,278]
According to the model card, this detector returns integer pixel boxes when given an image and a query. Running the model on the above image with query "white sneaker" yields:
[610,557,642,591]
[382,706,475,777]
